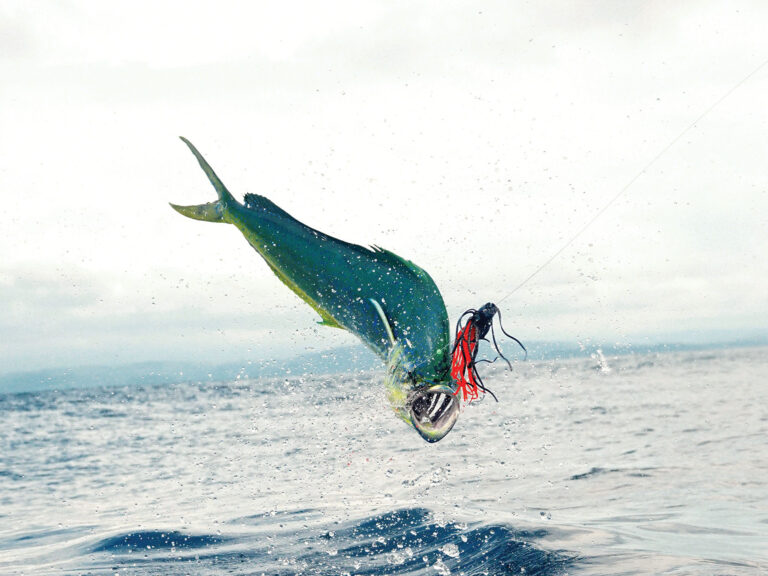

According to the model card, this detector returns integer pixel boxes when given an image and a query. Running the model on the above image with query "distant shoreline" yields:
[2,338,766,395]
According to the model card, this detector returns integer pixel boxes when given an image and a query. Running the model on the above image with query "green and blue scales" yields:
[172,138,483,442]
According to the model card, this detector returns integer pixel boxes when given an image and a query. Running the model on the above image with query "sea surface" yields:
[1,346,766,575]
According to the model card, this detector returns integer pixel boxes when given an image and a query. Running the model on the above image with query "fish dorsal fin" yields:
[370,245,425,276]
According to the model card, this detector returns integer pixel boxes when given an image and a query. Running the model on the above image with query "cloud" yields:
[0,263,360,373]
[1,1,767,376]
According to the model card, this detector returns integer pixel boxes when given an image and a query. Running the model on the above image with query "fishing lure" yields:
[450,303,527,403]
[171,138,524,442]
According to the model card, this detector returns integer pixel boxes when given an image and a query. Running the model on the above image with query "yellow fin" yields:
[264,260,344,330]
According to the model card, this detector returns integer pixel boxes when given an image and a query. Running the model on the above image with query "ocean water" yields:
[1,346,766,575]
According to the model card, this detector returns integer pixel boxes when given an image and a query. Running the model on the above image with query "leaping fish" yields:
[171,138,524,442]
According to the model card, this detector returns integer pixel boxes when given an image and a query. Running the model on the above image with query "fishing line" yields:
[410,56,768,378]
[496,55,768,305]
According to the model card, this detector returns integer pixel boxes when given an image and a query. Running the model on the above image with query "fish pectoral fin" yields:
[369,298,396,347]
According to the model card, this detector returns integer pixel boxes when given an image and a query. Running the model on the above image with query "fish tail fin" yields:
[169,201,224,222]
[171,137,238,222]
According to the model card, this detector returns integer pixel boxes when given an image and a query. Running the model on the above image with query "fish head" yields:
[384,348,460,443]
[405,383,460,443]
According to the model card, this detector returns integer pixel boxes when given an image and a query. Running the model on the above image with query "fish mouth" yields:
[408,385,460,443]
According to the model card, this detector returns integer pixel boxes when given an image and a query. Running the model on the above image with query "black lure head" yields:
[471,302,500,340]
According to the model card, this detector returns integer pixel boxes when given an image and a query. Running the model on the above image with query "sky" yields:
[1,1,767,374]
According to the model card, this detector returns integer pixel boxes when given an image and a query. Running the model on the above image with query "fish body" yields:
[172,138,459,442]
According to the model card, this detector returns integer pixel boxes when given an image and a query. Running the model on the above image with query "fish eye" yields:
[409,388,460,443]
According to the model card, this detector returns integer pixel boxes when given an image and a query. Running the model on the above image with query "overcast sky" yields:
[1,1,767,373]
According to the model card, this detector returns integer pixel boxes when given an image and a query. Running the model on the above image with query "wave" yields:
[92,530,226,552]
[85,508,572,575]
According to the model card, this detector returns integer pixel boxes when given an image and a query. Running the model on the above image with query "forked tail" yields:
[169,137,238,223]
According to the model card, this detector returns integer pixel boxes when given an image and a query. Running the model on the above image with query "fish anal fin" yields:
[263,260,344,330]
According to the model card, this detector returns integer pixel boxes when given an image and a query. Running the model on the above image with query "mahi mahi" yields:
[171,138,460,442]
